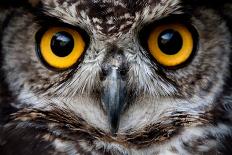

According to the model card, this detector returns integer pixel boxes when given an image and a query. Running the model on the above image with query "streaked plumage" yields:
[0,0,231,154]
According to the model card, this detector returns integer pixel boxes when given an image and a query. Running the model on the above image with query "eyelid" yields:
[139,15,199,69]
[148,23,194,66]
[139,14,192,35]
[35,26,90,71]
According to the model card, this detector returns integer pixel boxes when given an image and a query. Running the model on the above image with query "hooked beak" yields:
[101,67,127,134]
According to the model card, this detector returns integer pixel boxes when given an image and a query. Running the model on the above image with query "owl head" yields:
[0,0,231,154]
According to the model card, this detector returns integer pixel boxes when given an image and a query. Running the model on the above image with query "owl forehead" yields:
[41,0,181,37]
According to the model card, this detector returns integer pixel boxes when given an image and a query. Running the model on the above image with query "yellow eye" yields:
[148,23,195,67]
[37,27,86,70]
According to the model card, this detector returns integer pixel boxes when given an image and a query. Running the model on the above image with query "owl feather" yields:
[0,0,232,155]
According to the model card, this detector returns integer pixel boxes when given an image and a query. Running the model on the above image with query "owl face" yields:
[1,0,231,153]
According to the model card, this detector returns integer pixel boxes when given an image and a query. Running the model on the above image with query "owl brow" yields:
[32,6,68,27]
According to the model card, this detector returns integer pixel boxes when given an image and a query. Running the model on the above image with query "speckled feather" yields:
[0,0,231,155]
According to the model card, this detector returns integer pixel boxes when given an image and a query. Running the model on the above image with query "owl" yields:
[0,0,231,154]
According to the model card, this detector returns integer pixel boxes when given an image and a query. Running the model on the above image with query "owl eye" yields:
[147,23,196,67]
[36,27,86,70]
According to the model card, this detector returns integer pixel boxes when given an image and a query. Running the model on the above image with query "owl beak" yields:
[101,67,127,135]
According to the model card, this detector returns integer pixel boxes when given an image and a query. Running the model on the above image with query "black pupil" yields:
[51,31,74,57]
[158,29,183,55]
